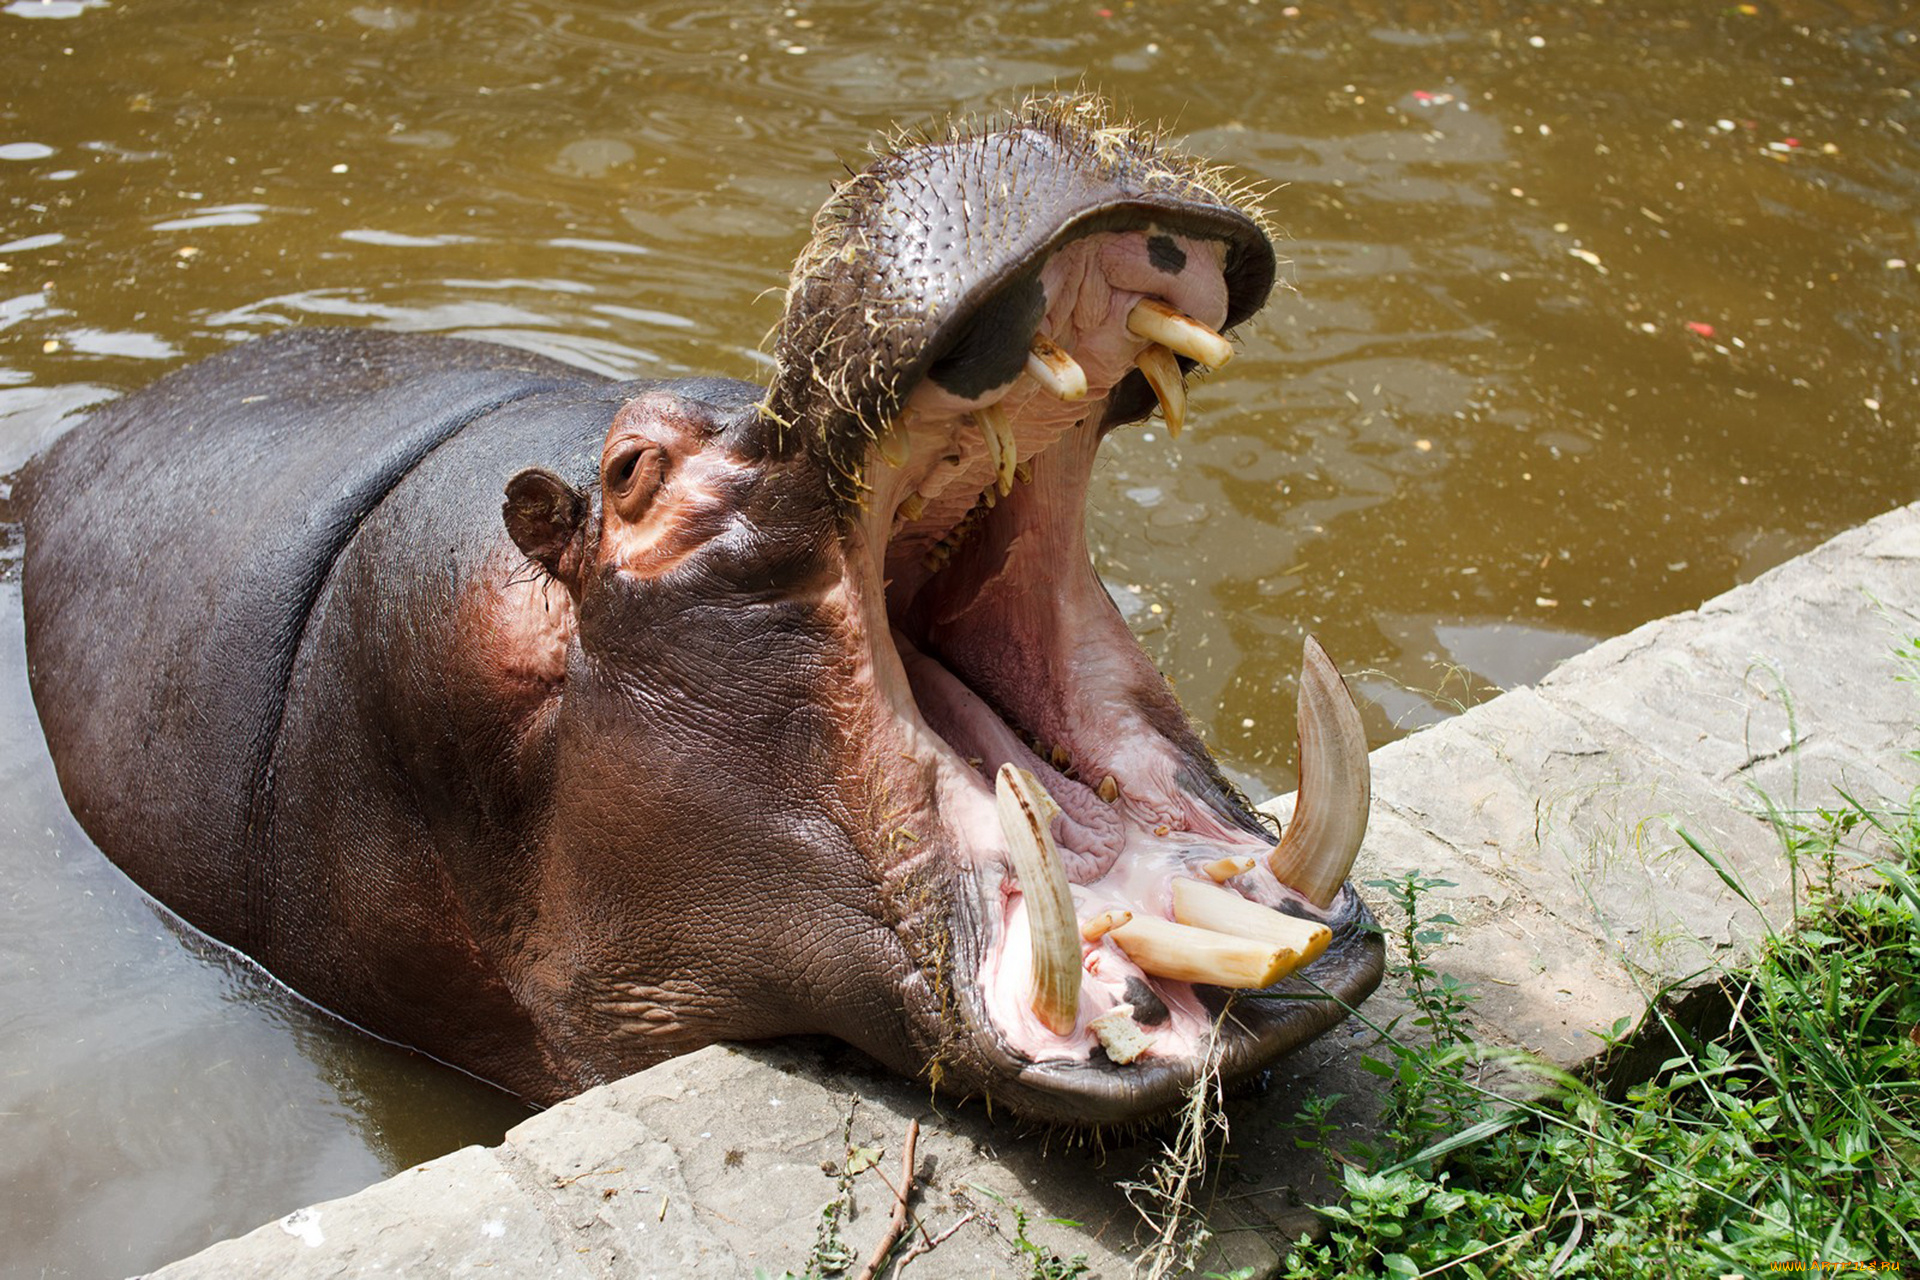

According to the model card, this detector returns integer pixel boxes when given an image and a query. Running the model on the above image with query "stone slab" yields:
[147,1144,600,1279]
[147,503,1920,1278]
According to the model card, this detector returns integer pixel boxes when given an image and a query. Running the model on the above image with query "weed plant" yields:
[1282,792,1920,1277]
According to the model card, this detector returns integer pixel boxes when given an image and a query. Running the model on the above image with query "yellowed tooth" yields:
[1200,855,1255,883]
[1172,879,1333,965]
[977,403,1016,496]
[876,425,910,469]
[1080,908,1132,942]
[1268,637,1371,909]
[1126,298,1234,368]
[994,764,1082,1036]
[1014,459,1033,485]
[1026,335,1089,401]
[1134,344,1187,438]
[1097,774,1119,804]
[1108,915,1301,989]
[897,491,927,522]
[1049,743,1071,771]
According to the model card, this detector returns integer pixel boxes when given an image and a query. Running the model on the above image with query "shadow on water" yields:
[0,0,1915,1272]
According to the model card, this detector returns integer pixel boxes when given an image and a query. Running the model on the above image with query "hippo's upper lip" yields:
[774,101,1384,1122]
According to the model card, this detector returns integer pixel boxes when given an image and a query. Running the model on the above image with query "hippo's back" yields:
[21,329,599,943]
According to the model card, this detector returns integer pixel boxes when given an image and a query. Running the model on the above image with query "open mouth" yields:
[839,214,1378,1110]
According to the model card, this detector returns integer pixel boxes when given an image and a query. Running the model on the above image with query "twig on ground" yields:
[855,1117,921,1280]
[893,1212,978,1274]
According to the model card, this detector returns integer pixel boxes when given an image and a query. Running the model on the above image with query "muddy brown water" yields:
[0,0,1914,1273]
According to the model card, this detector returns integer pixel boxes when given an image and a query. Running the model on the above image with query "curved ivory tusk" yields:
[1126,299,1233,368]
[976,403,1017,496]
[995,764,1082,1035]
[1268,637,1370,909]
[1133,344,1186,438]
[1027,336,1089,401]
[1172,878,1332,965]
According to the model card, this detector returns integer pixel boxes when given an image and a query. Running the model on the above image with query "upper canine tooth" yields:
[1172,879,1333,965]
[1268,637,1371,909]
[1026,336,1089,401]
[1108,915,1302,989]
[1126,299,1234,368]
[994,764,1082,1036]
[1134,344,1187,438]
[976,403,1017,496]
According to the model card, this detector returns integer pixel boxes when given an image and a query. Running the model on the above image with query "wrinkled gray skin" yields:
[21,102,1382,1124]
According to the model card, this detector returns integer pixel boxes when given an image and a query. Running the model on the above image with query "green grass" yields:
[1282,792,1920,1278]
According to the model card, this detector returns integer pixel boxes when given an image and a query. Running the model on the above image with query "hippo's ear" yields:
[503,467,589,590]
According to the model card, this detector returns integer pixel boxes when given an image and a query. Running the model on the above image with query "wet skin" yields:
[20,102,1382,1123]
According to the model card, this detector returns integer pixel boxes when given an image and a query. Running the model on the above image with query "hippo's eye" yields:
[602,439,665,523]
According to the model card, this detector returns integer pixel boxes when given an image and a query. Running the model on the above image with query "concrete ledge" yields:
[147,503,1920,1278]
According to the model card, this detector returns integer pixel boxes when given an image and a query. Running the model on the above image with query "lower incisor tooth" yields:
[1201,855,1254,883]
[1081,909,1132,942]
[1108,915,1303,989]
[1172,878,1333,965]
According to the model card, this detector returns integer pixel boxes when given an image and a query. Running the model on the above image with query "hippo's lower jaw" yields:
[832,217,1385,1122]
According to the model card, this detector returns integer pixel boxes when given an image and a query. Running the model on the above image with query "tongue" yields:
[897,638,1125,879]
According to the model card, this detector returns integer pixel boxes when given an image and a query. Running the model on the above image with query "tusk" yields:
[1108,916,1304,989]
[994,764,1082,1035]
[1089,1004,1151,1064]
[1268,637,1370,909]
[1026,336,1089,401]
[1126,299,1234,368]
[1134,345,1187,438]
[1200,855,1255,883]
[1081,908,1132,942]
[977,403,1017,496]
[1172,879,1332,965]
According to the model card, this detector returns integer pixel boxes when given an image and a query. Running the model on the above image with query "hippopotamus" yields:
[19,99,1382,1123]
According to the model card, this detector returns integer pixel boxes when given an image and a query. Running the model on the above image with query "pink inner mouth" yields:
[853,228,1336,1066]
